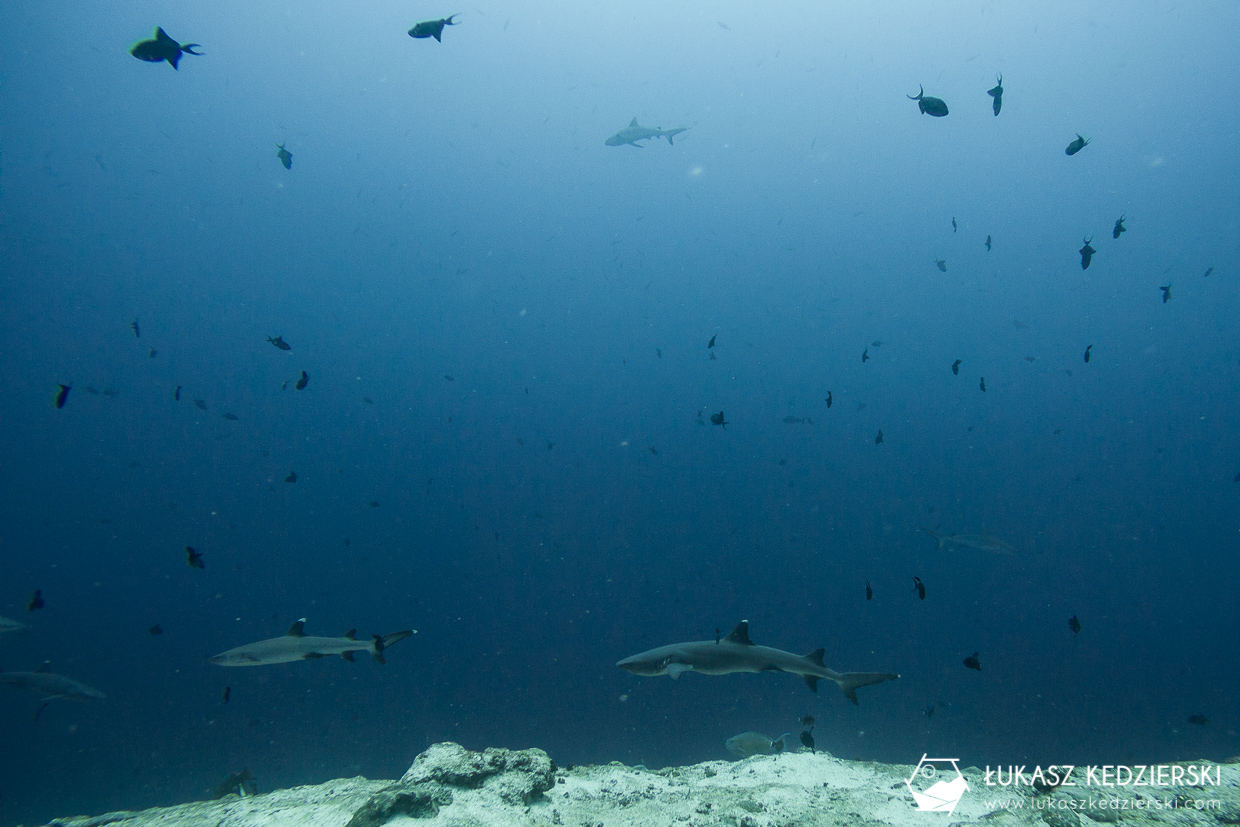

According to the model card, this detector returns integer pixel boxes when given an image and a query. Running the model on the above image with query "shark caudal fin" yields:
[371,630,415,663]
[835,671,901,704]
[664,128,687,145]
[921,528,946,550]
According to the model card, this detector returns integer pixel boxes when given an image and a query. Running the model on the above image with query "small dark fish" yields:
[130,319,140,338]
[649,446,658,455]
[221,686,231,704]
[54,384,71,409]
[951,217,957,233]
[924,704,936,719]
[363,397,374,404]
[148,625,163,636]
[979,377,987,392]
[185,546,205,569]
[907,85,949,117]
[266,335,291,351]
[221,413,239,421]
[444,375,454,381]
[174,385,182,401]
[875,430,883,444]
[295,371,309,390]
[709,352,716,360]
[1068,615,1082,634]
[800,730,815,753]
[951,359,961,375]
[963,652,981,671]
[214,768,256,799]
[130,27,203,70]
[710,411,728,429]
[1084,344,1092,363]
[1065,133,1090,155]
[708,334,716,349]
[1079,237,1096,270]
[1113,215,1126,239]
[547,441,554,451]
[935,258,947,272]
[276,143,292,170]
[101,388,117,397]
[1024,355,1036,362]
[408,14,460,42]
[1188,714,1209,726]
[871,340,883,347]
[799,714,815,728]
[862,347,869,362]
[285,471,297,483]
[988,74,1003,116]
[865,581,873,601]
[194,399,207,411]
[1159,284,1171,303]
[27,590,44,611]
[825,391,832,408]
[656,348,662,358]
[985,235,992,251]
[148,347,157,358]
[1203,267,1214,278]
[369,500,380,507]
[912,576,924,599]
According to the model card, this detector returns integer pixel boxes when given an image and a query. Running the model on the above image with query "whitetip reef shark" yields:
[616,620,899,704]
[0,662,106,718]
[210,619,414,666]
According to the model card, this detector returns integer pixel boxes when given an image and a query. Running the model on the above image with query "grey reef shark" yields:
[210,619,414,666]
[921,528,1017,555]
[605,117,688,148]
[617,620,899,704]
[0,661,105,718]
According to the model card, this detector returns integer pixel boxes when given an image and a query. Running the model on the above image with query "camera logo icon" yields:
[905,754,969,815]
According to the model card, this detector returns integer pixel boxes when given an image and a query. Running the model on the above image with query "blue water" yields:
[3,0,1239,823]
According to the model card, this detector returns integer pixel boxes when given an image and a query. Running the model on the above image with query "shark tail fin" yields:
[834,672,900,705]
[665,128,687,145]
[921,528,945,550]
[372,630,415,663]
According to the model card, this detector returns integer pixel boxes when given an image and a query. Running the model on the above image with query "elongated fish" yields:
[210,619,414,666]
[922,528,1017,555]
[0,615,28,634]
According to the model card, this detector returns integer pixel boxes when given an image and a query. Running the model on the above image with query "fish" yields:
[54,384,71,409]
[408,15,460,42]
[708,334,716,348]
[174,386,182,401]
[1024,355,1036,362]
[221,686,231,704]
[1204,267,1214,278]
[194,399,208,411]
[276,144,292,170]
[907,86,949,116]
[912,577,925,600]
[799,731,815,753]
[952,217,957,232]
[963,652,981,671]
[617,621,899,703]
[266,335,291,350]
[865,581,872,601]
[148,625,163,636]
[871,341,884,348]
[606,118,689,148]
[862,347,869,362]
[285,471,297,483]
[951,359,961,375]
[27,590,44,611]
[799,714,815,727]
[444,375,454,381]
[1159,283,1171,303]
[924,704,936,719]
[0,616,27,634]
[935,258,947,272]
[130,319,140,338]
[363,397,374,404]
[875,430,883,444]
[214,768,256,799]
[988,74,1003,116]
[1084,344,1092,363]
[725,731,789,758]
[369,500,380,507]
[825,391,833,408]
[1065,133,1090,155]
[1068,615,1081,634]
[979,377,987,392]
[922,528,1016,555]
[130,27,203,69]
[649,446,658,455]
[0,663,105,712]
[1113,215,1126,239]
[656,348,662,358]
[295,371,309,390]
[710,411,728,429]
[1079,237,1096,270]
[221,413,239,421]
[1188,714,1209,726]
[783,416,811,424]
[148,347,158,358]
[210,619,415,666]
[985,235,992,251]
[185,546,205,569]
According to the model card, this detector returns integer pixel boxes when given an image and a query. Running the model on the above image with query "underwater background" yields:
[2,0,1239,823]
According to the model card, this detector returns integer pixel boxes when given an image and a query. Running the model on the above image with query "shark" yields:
[209,619,414,666]
[0,662,105,717]
[616,620,899,704]
[605,117,688,148]
[0,615,28,634]
[922,528,1017,555]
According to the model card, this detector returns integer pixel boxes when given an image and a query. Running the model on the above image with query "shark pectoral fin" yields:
[667,663,694,680]
[836,672,900,705]
[341,651,355,662]
[803,675,820,693]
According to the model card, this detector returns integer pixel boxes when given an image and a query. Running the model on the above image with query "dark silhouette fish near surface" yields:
[907,85,949,116]
[409,15,460,42]
[129,27,202,69]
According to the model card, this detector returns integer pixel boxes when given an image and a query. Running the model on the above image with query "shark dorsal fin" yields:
[724,621,753,646]
[36,660,52,673]
[629,117,639,127]
[286,619,307,637]
[343,629,357,640]
[805,648,825,666]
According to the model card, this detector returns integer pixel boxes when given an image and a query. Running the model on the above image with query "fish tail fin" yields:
[834,672,900,705]
[182,44,203,55]
[665,128,687,145]
[921,528,945,550]
[372,630,414,663]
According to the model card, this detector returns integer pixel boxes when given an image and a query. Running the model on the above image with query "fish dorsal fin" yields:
[343,629,357,640]
[156,27,174,43]
[629,117,639,127]
[805,648,825,666]
[36,660,52,673]
[724,621,753,646]
[286,619,307,637]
